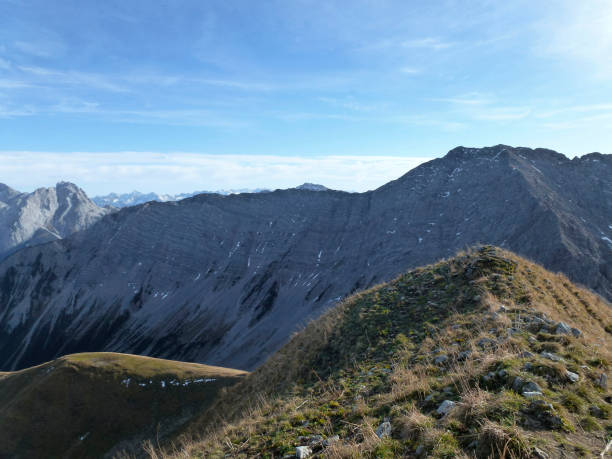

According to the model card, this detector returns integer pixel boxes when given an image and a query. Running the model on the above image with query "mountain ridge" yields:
[0,145,609,373]
[158,246,612,458]
[0,352,246,458]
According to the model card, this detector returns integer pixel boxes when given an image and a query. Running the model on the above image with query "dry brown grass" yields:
[454,388,493,425]
[398,408,435,440]
[477,420,531,459]
[151,247,612,459]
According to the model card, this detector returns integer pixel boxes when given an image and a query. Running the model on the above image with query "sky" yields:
[0,0,611,195]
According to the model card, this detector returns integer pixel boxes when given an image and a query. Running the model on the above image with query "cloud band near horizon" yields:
[0,152,434,196]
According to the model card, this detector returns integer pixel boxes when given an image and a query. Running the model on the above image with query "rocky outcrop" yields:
[0,145,610,371]
[0,182,110,260]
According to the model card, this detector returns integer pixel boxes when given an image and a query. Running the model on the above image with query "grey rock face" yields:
[554,322,572,335]
[512,376,526,392]
[522,381,542,394]
[0,182,110,260]
[436,400,456,416]
[0,145,611,372]
[565,370,579,383]
[295,446,312,458]
[598,373,608,390]
[540,352,562,362]
[433,355,448,365]
[376,421,392,438]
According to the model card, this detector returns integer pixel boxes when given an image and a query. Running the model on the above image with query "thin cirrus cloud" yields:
[535,0,612,78]
[400,37,455,50]
[0,152,434,196]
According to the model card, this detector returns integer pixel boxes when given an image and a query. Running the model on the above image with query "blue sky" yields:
[0,0,611,194]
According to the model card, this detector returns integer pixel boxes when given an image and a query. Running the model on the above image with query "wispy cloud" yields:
[0,79,31,89]
[431,93,493,106]
[400,37,455,50]
[14,39,65,58]
[473,107,532,121]
[535,0,612,77]
[317,96,386,112]
[399,66,420,75]
[535,103,612,118]
[357,36,456,54]
[540,112,612,130]
[432,93,531,122]
[18,65,128,92]
[0,152,434,195]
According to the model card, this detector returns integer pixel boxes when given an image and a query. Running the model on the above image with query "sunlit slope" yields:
[0,352,246,458]
[169,246,611,458]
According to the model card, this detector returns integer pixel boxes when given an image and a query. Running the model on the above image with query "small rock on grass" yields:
[512,376,526,392]
[532,447,549,459]
[433,354,448,365]
[554,322,572,335]
[323,435,339,447]
[589,405,603,417]
[436,400,456,416]
[296,446,312,458]
[565,370,579,383]
[598,373,608,390]
[376,421,391,438]
[540,351,562,362]
[522,381,542,393]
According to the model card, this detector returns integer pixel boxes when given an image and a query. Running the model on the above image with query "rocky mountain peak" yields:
[295,183,329,191]
[0,182,111,260]
[0,183,19,201]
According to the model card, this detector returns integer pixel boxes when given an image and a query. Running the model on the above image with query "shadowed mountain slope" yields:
[0,352,246,459]
[165,247,612,458]
[0,145,610,372]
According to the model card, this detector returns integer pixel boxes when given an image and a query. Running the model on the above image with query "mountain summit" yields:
[0,145,609,373]
[295,183,330,191]
[0,182,110,260]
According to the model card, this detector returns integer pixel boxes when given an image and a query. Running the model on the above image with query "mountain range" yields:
[91,184,328,208]
[92,188,273,208]
[0,145,610,374]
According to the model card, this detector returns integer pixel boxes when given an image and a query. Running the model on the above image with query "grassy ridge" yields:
[0,352,246,458]
[164,246,611,458]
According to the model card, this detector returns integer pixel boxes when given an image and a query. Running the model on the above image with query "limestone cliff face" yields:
[0,181,110,260]
[0,145,610,371]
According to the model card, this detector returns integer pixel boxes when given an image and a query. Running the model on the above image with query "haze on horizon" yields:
[0,0,611,195]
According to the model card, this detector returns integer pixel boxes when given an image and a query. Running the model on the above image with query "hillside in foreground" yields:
[161,246,611,458]
[0,352,246,458]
